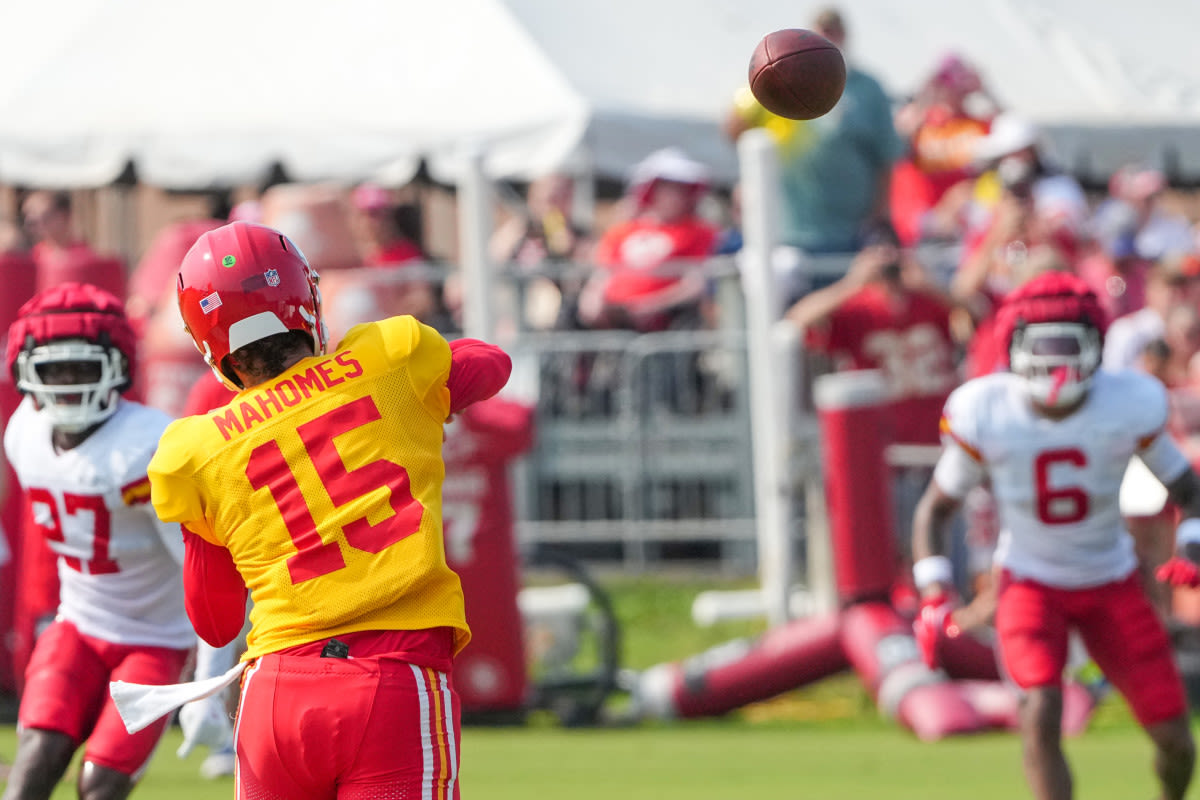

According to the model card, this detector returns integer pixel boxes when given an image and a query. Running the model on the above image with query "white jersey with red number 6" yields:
[4,397,193,648]
[934,369,1190,589]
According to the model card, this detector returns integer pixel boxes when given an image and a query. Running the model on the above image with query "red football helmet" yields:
[995,272,1108,409]
[178,222,328,389]
[6,283,137,432]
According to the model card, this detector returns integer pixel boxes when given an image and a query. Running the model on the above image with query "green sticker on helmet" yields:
[222,255,236,268]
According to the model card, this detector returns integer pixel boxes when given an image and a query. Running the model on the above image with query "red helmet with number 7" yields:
[178,222,328,390]
[995,271,1108,410]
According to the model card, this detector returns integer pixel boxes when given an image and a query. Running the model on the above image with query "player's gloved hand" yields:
[177,696,233,759]
[1157,556,1200,588]
[913,593,961,670]
[1158,518,1200,588]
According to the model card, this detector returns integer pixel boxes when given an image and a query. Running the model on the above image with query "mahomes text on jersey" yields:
[210,351,364,440]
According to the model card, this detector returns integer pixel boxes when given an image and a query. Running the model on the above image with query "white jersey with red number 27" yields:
[934,369,1190,588]
[4,397,193,649]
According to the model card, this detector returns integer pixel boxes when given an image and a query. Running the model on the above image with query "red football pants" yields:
[995,570,1185,725]
[20,620,189,776]
[235,653,461,800]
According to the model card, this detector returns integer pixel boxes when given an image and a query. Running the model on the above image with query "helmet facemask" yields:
[16,337,128,432]
[1010,322,1100,410]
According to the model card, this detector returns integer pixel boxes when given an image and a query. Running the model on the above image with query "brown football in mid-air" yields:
[748,28,847,120]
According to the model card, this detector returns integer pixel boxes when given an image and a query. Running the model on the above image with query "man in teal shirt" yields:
[726,8,901,291]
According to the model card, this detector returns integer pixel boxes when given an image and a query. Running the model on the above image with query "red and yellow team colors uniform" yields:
[4,398,193,777]
[149,315,511,800]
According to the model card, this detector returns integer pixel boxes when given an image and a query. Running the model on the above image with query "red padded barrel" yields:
[442,397,535,718]
[813,370,896,603]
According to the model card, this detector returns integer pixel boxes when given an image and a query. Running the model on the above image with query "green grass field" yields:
[0,716,1183,800]
[2,575,1195,798]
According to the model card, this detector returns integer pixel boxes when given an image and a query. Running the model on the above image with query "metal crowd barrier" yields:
[508,328,756,572]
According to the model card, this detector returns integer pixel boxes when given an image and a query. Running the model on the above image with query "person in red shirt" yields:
[579,148,718,333]
[21,191,97,270]
[786,226,959,445]
[350,183,424,267]
[21,191,126,302]
[348,182,437,321]
[891,53,997,246]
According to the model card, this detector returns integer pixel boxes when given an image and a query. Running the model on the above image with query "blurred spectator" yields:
[1162,304,1200,387]
[1141,338,1173,385]
[962,113,1088,244]
[578,148,718,333]
[489,173,594,331]
[724,7,901,289]
[347,182,437,322]
[125,219,224,331]
[127,219,226,415]
[260,182,363,273]
[227,199,263,224]
[785,224,958,445]
[1090,164,1193,262]
[952,114,1086,307]
[1104,253,1200,372]
[0,217,28,255]
[1076,202,1154,320]
[1168,342,1200,470]
[958,243,1073,380]
[712,184,743,256]
[891,53,998,246]
[20,191,98,269]
[350,182,424,267]
[21,190,126,301]
[490,173,591,267]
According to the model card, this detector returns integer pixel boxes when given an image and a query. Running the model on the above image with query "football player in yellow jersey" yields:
[148,221,511,800]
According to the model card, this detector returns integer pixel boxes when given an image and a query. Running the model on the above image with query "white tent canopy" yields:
[2,0,1200,189]
[0,0,590,187]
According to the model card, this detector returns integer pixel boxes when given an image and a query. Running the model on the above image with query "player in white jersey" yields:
[0,284,228,800]
[911,272,1200,800]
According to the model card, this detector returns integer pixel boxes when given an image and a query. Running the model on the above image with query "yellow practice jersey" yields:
[149,316,470,659]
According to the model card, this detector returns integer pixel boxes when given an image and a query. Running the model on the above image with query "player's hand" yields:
[913,593,960,670]
[1156,556,1200,588]
[177,696,233,758]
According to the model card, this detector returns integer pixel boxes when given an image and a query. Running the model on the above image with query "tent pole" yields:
[738,129,794,627]
[458,152,495,341]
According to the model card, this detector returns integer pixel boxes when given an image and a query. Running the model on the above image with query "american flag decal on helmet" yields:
[199,292,222,314]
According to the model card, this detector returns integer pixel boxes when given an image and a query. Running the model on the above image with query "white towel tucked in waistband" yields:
[110,661,248,733]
